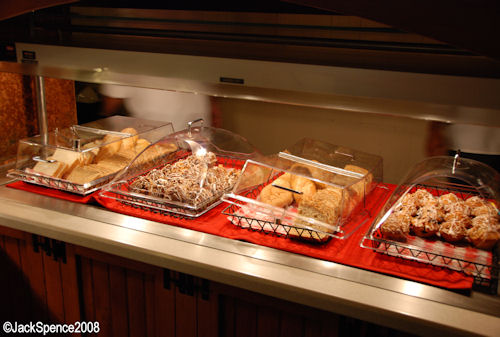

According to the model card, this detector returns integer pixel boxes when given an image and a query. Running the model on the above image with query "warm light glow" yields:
[402,281,425,297]
[195,147,207,157]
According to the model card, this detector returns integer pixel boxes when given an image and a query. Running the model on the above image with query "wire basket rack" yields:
[222,173,391,243]
[361,182,500,292]
[100,151,245,219]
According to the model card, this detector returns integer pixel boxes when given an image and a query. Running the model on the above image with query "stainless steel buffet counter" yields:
[0,184,499,336]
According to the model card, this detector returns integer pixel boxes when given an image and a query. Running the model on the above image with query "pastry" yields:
[398,193,418,216]
[465,196,486,209]
[289,161,331,189]
[466,196,498,217]
[380,210,411,241]
[411,204,442,237]
[412,189,435,208]
[381,189,500,249]
[467,215,500,250]
[439,193,460,211]
[439,218,468,242]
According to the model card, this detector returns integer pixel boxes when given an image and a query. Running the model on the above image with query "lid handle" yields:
[452,149,461,174]
[187,118,204,137]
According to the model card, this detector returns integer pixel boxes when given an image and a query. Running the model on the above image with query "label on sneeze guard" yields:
[220,77,244,84]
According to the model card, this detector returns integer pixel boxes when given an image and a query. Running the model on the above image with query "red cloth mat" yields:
[95,186,474,290]
[6,181,97,203]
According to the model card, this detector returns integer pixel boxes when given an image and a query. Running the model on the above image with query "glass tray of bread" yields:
[361,155,500,288]
[7,116,175,195]
[222,138,384,243]
[99,120,260,218]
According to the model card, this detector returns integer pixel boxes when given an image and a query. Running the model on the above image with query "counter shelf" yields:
[222,140,384,243]
[361,156,500,292]
[99,122,259,218]
[7,116,174,195]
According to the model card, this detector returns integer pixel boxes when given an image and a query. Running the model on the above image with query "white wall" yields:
[217,97,428,184]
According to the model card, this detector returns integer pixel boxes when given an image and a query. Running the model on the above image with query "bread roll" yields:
[290,161,332,189]
[120,127,139,151]
[290,174,316,204]
[259,174,293,208]
[135,139,151,153]
[96,153,131,173]
[95,134,122,162]
[82,140,102,157]
[344,164,373,199]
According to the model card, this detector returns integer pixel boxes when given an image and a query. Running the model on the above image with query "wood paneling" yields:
[154,269,176,337]
[0,225,415,337]
[109,265,129,337]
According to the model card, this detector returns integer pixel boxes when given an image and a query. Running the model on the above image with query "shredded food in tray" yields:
[130,151,240,206]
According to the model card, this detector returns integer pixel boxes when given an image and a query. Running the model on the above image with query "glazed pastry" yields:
[467,215,500,250]
[465,196,487,209]
[411,206,440,237]
[398,193,419,216]
[439,193,460,212]
[381,189,500,249]
[439,218,468,242]
[466,196,498,217]
[412,189,435,208]
[380,210,411,241]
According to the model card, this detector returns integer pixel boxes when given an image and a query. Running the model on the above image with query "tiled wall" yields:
[0,73,77,164]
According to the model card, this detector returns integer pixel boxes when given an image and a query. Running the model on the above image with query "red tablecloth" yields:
[6,179,475,289]
[95,186,474,290]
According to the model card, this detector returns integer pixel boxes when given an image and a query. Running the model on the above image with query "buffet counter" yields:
[0,183,499,336]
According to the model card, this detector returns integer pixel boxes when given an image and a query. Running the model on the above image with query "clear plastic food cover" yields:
[362,155,500,282]
[222,138,383,242]
[7,116,174,195]
[99,121,260,218]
